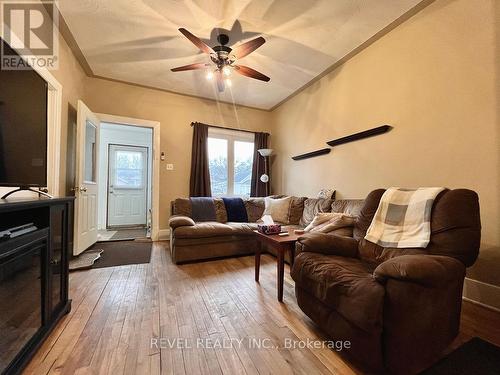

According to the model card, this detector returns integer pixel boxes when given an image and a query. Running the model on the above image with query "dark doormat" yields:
[88,241,152,269]
[421,337,500,375]
[109,228,148,241]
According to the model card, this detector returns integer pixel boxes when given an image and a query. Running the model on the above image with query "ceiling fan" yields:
[171,28,270,92]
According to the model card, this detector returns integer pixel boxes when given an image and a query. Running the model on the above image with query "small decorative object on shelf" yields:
[326,125,392,147]
[291,148,331,161]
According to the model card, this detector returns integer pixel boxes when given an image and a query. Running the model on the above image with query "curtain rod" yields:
[191,122,270,136]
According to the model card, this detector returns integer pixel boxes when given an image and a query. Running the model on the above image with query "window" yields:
[208,128,255,196]
[84,121,97,182]
[114,150,144,188]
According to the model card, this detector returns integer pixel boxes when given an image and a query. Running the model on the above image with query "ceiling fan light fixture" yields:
[222,66,231,76]
[172,28,270,85]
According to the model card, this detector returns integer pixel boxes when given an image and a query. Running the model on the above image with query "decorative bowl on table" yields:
[257,224,282,235]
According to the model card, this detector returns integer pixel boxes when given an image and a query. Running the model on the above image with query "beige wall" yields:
[82,78,271,229]
[270,0,499,286]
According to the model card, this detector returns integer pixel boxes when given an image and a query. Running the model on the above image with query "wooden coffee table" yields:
[254,230,302,302]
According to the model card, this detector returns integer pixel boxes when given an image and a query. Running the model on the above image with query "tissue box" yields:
[257,224,282,235]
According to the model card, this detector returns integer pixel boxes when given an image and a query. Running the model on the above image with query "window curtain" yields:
[250,132,269,197]
[189,122,212,197]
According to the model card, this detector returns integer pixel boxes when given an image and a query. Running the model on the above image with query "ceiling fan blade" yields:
[171,62,210,72]
[232,36,265,59]
[216,73,225,92]
[178,28,214,54]
[234,65,270,82]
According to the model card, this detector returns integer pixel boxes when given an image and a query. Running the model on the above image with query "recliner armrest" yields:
[296,232,358,258]
[373,255,465,287]
[169,215,195,230]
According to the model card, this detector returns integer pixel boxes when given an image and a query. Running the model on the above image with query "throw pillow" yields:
[213,198,228,223]
[317,188,336,200]
[299,198,333,227]
[288,196,308,225]
[244,198,265,222]
[304,212,355,237]
[222,197,248,222]
[262,196,292,224]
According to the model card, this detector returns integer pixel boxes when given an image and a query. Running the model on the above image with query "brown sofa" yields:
[168,196,362,264]
[291,189,481,374]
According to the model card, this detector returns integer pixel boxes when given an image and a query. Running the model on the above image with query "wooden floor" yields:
[23,242,500,375]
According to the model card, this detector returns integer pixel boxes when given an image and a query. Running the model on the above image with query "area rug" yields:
[69,249,103,271]
[90,240,152,269]
[421,337,500,374]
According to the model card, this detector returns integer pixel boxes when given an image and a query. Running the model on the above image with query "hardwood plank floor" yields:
[23,242,500,375]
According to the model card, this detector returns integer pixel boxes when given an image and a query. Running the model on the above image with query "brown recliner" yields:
[291,189,481,374]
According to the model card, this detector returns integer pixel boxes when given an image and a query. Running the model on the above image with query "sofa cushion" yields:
[292,252,384,333]
[288,196,308,225]
[190,197,216,222]
[172,198,192,217]
[174,221,257,239]
[331,199,364,217]
[299,198,333,227]
[244,198,265,222]
[172,198,227,223]
[169,215,195,229]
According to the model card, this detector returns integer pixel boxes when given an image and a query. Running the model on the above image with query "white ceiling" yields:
[59,0,423,110]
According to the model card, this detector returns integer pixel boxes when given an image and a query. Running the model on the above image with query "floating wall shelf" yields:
[326,125,392,147]
[291,125,392,161]
[291,148,331,161]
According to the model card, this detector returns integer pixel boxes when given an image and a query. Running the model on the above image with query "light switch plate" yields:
[166,164,174,171]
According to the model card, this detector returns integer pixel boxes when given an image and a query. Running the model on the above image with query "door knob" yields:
[80,187,87,193]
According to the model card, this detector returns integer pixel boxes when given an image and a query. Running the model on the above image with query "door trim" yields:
[106,144,149,229]
[96,113,161,241]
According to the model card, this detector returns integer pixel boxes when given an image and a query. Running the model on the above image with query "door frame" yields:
[97,113,161,241]
[106,143,149,229]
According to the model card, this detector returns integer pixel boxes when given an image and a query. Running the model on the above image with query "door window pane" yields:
[84,121,96,182]
[115,150,143,188]
[208,138,228,195]
[234,141,253,196]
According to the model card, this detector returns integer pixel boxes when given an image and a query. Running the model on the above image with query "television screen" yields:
[0,38,48,187]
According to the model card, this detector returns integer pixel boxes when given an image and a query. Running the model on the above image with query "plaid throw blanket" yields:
[365,187,445,248]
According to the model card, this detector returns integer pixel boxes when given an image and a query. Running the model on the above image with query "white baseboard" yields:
[158,229,170,240]
[463,277,500,312]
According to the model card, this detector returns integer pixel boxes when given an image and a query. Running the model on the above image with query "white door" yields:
[74,100,100,255]
[107,145,148,227]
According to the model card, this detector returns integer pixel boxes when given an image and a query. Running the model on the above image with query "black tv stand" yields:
[0,197,73,375]
[1,186,54,199]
